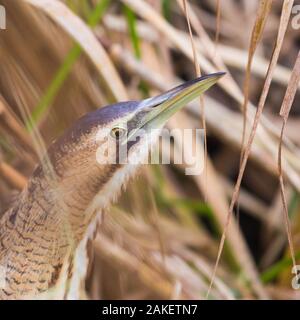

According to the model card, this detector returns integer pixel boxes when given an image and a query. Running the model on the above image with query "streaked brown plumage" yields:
[0,73,224,299]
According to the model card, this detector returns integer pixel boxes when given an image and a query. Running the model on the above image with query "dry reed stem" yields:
[215,0,222,48]
[25,0,128,102]
[241,0,273,162]
[94,234,178,299]
[207,0,295,298]
[103,14,300,90]
[182,0,208,202]
[0,97,35,155]
[278,51,300,281]
[0,161,27,190]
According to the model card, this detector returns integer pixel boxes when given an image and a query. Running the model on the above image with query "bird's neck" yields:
[0,155,140,299]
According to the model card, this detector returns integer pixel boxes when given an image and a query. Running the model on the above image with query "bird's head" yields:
[32,73,224,235]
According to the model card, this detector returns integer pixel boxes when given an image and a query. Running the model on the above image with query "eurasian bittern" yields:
[0,72,224,300]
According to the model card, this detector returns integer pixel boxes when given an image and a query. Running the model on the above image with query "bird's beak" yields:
[126,72,225,141]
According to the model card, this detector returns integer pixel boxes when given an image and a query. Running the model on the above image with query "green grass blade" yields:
[162,0,172,21]
[26,0,110,131]
[123,4,149,96]
[261,250,300,283]
[123,5,141,59]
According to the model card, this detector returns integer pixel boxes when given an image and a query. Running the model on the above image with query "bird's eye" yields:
[110,126,127,140]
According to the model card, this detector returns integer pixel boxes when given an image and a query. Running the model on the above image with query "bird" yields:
[0,72,224,300]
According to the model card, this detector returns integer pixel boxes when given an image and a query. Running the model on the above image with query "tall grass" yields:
[0,0,299,300]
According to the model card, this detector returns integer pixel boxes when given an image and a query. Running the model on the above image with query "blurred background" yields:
[0,0,300,299]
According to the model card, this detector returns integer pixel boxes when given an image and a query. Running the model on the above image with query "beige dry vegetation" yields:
[0,0,300,299]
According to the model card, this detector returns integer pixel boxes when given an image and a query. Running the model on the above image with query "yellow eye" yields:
[110,126,127,140]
